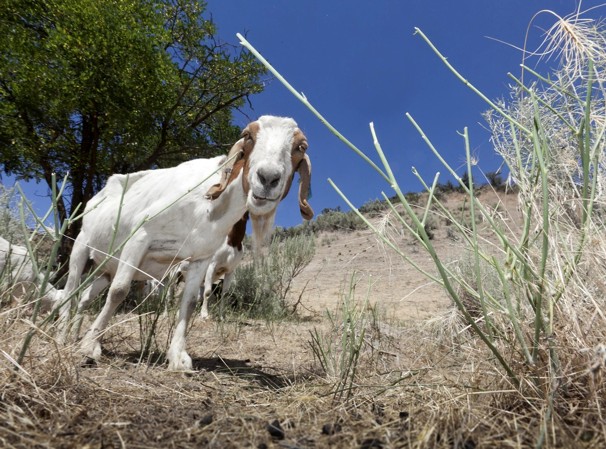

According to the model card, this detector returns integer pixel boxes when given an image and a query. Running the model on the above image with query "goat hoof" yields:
[79,337,102,362]
[167,350,193,371]
[80,356,97,368]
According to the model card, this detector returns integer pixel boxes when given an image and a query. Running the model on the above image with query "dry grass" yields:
[2,223,606,449]
[0,183,604,448]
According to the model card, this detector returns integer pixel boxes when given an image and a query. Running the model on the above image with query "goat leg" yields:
[167,258,209,371]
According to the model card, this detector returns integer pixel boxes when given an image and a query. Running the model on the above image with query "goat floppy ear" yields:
[205,139,245,200]
[297,154,314,220]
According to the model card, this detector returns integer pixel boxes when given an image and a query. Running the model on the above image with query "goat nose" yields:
[257,167,281,189]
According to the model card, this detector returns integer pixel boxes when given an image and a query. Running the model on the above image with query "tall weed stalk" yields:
[237,11,606,398]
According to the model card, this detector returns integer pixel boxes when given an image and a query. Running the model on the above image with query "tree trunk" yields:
[53,111,100,284]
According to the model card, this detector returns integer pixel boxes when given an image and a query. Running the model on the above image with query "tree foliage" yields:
[0,0,265,227]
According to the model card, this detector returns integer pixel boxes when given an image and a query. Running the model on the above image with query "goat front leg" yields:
[167,259,209,371]
[79,275,131,363]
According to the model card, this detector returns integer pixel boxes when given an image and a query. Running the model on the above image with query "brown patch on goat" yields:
[238,122,259,195]
[209,182,236,222]
[236,121,259,198]
[278,129,307,201]
[205,142,244,201]
[296,154,313,220]
[227,212,249,252]
[281,129,314,220]
[206,122,260,221]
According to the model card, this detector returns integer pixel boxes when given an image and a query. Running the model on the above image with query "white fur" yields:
[0,236,62,310]
[144,240,244,319]
[199,236,244,319]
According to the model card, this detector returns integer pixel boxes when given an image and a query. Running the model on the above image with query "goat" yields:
[0,236,62,310]
[59,115,313,370]
[148,212,247,318]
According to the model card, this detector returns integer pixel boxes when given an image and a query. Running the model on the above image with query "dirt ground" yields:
[290,224,452,322]
[289,188,522,322]
[2,189,543,449]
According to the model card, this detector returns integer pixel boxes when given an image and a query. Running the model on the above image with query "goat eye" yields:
[298,144,307,152]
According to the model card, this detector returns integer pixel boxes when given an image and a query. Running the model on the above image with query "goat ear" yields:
[206,121,259,199]
[297,154,314,220]
[205,139,245,200]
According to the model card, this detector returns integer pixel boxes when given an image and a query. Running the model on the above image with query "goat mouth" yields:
[251,194,279,204]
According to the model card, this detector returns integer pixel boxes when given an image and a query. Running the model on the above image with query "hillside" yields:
[287,187,522,322]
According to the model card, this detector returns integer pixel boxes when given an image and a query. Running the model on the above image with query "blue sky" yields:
[206,0,598,228]
[4,1,601,229]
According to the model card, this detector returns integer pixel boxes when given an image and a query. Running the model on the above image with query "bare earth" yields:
[290,226,451,322]
[289,189,521,322]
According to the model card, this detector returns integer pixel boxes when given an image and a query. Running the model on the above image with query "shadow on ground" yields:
[111,350,294,390]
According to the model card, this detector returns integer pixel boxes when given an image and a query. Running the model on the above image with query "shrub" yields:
[403,191,421,205]
[358,198,386,217]
[271,222,314,242]
[0,185,30,244]
[228,233,315,319]
[458,171,473,192]
[311,208,365,233]
[485,170,505,190]
[436,179,457,194]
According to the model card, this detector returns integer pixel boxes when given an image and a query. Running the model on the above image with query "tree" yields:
[459,171,473,192]
[485,170,504,190]
[0,0,266,265]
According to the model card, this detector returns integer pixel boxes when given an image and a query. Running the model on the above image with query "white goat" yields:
[148,214,246,318]
[59,115,313,370]
[0,236,62,310]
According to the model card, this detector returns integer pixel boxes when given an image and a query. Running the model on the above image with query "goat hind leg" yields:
[80,239,148,362]
[71,275,110,339]
[56,233,90,344]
